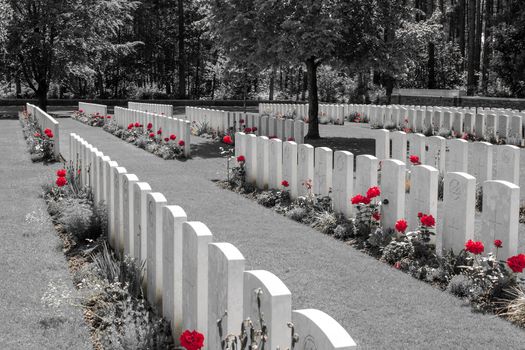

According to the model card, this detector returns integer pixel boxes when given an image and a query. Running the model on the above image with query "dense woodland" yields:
[0,0,524,136]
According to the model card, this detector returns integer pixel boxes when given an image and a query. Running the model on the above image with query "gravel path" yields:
[59,118,525,349]
[0,120,91,350]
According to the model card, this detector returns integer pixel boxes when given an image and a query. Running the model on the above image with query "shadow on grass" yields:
[305,137,376,157]
[190,139,225,159]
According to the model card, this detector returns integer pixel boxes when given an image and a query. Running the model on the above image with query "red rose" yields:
[95,112,100,116]
[237,155,245,162]
[465,240,484,255]
[287,137,295,141]
[45,130,54,138]
[394,261,401,269]
[395,219,408,233]
[79,109,84,113]
[244,127,252,133]
[56,169,67,177]
[178,140,185,146]
[239,119,245,124]
[106,115,111,119]
[361,196,371,205]
[223,135,233,144]
[506,254,525,273]
[147,122,153,130]
[128,123,134,130]
[149,132,155,138]
[179,329,204,350]
[417,212,423,218]
[134,122,140,127]
[420,214,435,227]
[44,128,52,135]
[157,128,162,135]
[351,194,365,205]
[409,155,420,165]
[372,212,381,221]
[494,239,503,248]
[170,134,177,140]
[281,180,289,188]
[164,137,169,142]
[366,186,381,199]
[252,126,258,131]
[56,177,67,187]
[34,132,41,138]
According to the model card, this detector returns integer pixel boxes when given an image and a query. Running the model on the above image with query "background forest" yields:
[0,0,524,107]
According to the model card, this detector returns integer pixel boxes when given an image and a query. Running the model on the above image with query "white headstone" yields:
[297,144,315,196]
[146,192,167,310]
[314,147,333,196]
[495,145,520,185]
[408,165,438,232]
[446,138,468,172]
[256,136,270,189]
[283,141,298,197]
[355,155,378,196]
[380,159,406,230]
[425,136,446,174]
[332,151,354,218]
[245,134,257,184]
[268,139,283,189]
[469,142,493,186]
[390,131,407,162]
[122,173,139,257]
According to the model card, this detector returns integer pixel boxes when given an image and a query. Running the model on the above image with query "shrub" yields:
[311,211,337,235]
[447,274,475,298]
[333,224,354,240]
[286,207,308,222]
[381,241,415,265]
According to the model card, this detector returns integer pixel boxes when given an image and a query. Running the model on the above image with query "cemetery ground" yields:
[4,112,525,349]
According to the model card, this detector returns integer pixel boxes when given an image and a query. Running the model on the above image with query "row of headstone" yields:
[234,132,520,261]
[259,103,354,124]
[70,133,356,350]
[346,127,521,190]
[26,103,60,158]
[114,106,191,157]
[366,104,525,146]
[78,102,108,117]
[128,102,173,117]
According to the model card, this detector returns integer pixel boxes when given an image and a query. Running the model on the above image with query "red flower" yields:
[106,115,111,119]
[56,169,67,177]
[79,109,84,113]
[157,128,162,135]
[223,135,233,144]
[366,186,381,199]
[164,137,169,142]
[417,212,423,218]
[420,214,435,227]
[361,196,371,205]
[134,122,140,127]
[409,155,420,165]
[465,240,484,255]
[128,123,134,130]
[494,239,503,248]
[55,177,67,187]
[252,126,258,131]
[147,122,153,130]
[170,134,177,141]
[351,194,365,205]
[287,137,295,141]
[237,155,245,162]
[178,140,185,146]
[34,132,41,138]
[44,128,53,138]
[179,329,204,350]
[506,254,525,273]
[149,132,155,138]
[281,180,289,188]
[372,212,381,221]
[244,127,252,133]
[239,119,245,124]
[395,219,408,233]
[394,261,401,269]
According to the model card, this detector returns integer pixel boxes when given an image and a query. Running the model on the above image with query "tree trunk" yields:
[305,57,320,139]
[459,0,466,57]
[427,0,436,88]
[467,0,477,95]
[15,74,21,98]
[177,0,186,98]
[474,0,483,71]
[481,0,493,93]
[36,81,49,111]
[269,66,275,100]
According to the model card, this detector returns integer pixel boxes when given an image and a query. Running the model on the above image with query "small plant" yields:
[350,186,382,237]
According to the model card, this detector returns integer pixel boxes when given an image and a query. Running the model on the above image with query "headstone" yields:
[355,155,379,196]
[276,118,285,140]
[442,111,452,131]
[469,142,493,186]
[106,160,119,247]
[162,205,187,339]
[474,114,486,139]
[497,115,509,140]
[391,131,407,162]
[285,119,294,140]
[282,141,298,197]
[463,113,474,134]
[314,147,333,196]
[332,151,354,218]
[182,222,213,342]
[256,136,270,189]
[425,136,446,174]
[292,309,357,349]
[452,112,463,135]
[380,159,406,230]
[446,138,468,172]
[509,115,523,145]
[122,173,139,257]
[441,172,476,255]
[480,180,519,260]
[208,243,245,349]
[408,165,438,232]
[297,144,315,196]
[485,114,497,141]
[294,120,305,144]
[146,192,168,310]
[113,167,127,254]
[495,145,520,185]
[375,129,390,160]
[408,133,426,165]
[268,139,283,189]
[243,270,292,349]
[260,116,269,136]
[245,134,257,184]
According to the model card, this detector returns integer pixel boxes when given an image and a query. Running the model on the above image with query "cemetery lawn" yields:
[54,117,525,349]
[0,120,91,350]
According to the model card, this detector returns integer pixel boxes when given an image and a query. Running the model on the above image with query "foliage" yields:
[72,111,107,127]
[19,111,57,163]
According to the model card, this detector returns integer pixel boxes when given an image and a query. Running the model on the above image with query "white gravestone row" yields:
[78,102,108,117]
[71,133,355,349]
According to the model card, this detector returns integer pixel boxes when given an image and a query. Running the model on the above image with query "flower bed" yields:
[71,109,110,127]
[102,120,187,160]
[19,109,59,163]
[218,150,525,328]
[41,163,174,349]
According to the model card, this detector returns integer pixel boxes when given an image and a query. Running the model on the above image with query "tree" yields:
[0,0,12,50]
[5,0,138,109]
